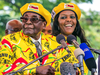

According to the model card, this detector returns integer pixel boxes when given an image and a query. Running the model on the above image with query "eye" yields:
[42,29,45,32]
[31,18,39,21]
[20,17,28,20]
[60,16,67,19]
[48,30,52,33]
[70,16,75,19]
[14,28,21,32]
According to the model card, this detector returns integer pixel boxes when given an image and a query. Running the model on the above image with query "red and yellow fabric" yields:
[0,30,88,75]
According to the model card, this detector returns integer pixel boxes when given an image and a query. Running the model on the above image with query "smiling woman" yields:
[58,10,77,36]
[51,2,91,75]
[51,2,90,46]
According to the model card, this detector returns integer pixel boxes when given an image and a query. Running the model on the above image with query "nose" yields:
[65,17,71,22]
[26,18,32,24]
[25,18,33,26]
[24,19,34,28]
[45,31,48,34]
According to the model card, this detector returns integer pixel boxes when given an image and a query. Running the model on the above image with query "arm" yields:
[0,44,14,75]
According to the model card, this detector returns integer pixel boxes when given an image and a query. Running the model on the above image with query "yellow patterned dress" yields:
[0,30,88,75]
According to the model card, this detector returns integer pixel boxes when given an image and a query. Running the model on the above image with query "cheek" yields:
[58,19,64,26]
[9,31,14,34]
[8,31,11,34]
[58,21,65,29]
[22,23,25,28]
[22,23,24,26]
[73,20,77,25]
[36,22,44,30]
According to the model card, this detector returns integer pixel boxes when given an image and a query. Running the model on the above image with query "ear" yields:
[43,21,47,29]
[5,29,8,35]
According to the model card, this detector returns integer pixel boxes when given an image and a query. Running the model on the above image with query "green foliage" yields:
[73,0,93,3]
[79,10,100,60]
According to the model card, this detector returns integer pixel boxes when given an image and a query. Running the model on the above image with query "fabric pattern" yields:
[0,30,88,75]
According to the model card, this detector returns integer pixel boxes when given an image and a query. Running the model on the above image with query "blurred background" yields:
[0,0,100,58]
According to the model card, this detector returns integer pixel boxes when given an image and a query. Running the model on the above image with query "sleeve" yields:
[0,40,37,75]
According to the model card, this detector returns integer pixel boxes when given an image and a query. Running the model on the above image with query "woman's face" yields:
[58,10,77,36]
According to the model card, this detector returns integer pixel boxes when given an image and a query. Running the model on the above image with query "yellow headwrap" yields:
[20,3,51,26]
[51,2,81,20]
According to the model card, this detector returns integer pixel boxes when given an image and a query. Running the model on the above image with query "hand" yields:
[36,65,56,75]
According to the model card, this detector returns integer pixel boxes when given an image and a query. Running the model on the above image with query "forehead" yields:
[9,24,21,28]
[43,25,52,30]
[23,12,41,17]
[7,21,22,28]
[59,10,75,15]
[7,25,21,30]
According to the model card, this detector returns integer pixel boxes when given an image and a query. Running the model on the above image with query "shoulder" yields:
[1,32,20,43]
[41,33,56,41]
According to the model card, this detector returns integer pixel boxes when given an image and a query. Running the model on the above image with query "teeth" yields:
[65,24,72,27]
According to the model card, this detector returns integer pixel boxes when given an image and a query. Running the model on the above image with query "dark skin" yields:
[5,19,22,35]
[36,65,55,75]
[58,10,77,37]
[22,12,56,75]
[22,12,46,40]
[42,24,52,35]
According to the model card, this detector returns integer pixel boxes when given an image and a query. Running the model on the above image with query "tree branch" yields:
[4,0,20,9]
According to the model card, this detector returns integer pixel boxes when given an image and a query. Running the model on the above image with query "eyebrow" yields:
[24,14,39,17]
[32,15,37,17]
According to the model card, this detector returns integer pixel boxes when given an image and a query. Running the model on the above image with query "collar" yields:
[19,30,41,44]
[30,35,41,45]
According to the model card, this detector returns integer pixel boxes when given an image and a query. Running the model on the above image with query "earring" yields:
[58,26,60,30]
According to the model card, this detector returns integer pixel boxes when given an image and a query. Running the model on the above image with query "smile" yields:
[65,24,72,27]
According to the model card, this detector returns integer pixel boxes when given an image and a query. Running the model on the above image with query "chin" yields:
[65,32,73,35]
[25,33,32,36]
[66,31,73,34]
